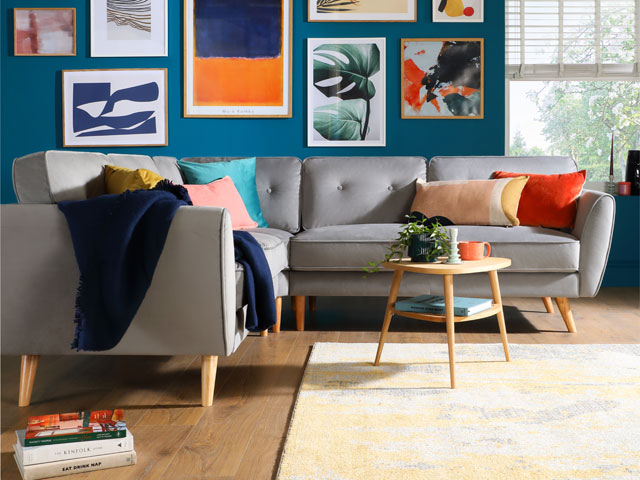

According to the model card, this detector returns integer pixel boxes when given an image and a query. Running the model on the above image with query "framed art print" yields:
[433,0,483,22]
[62,69,168,147]
[402,38,483,119]
[14,8,76,56]
[91,0,167,57]
[308,38,386,147]
[309,0,416,22]
[184,0,292,118]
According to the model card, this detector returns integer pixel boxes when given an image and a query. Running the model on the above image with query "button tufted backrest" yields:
[301,157,428,229]
[177,156,302,233]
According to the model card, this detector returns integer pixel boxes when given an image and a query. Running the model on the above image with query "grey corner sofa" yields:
[1,152,615,407]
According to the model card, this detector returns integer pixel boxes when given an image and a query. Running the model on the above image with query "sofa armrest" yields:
[1,204,241,356]
[572,190,616,297]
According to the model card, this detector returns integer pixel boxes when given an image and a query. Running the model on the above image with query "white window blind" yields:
[506,0,639,78]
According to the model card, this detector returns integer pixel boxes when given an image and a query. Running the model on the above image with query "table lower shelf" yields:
[393,304,502,323]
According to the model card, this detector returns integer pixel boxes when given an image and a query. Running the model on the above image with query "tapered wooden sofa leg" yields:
[260,330,268,337]
[19,355,39,407]
[201,355,218,407]
[541,297,554,314]
[555,297,577,333]
[294,296,306,331]
[273,297,282,333]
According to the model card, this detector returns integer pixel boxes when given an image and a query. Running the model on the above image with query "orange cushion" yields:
[184,176,258,230]
[492,170,586,228]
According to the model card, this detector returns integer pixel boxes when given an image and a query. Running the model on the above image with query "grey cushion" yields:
[301,157,427,229]
[179,157,302,233]
[290,224,579,273]
[152,156,184,184]
[428,156,578,181]
[247,228,291,277]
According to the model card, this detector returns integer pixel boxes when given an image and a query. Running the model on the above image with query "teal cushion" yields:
[178,158,268,227]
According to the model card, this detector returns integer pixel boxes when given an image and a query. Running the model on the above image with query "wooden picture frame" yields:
[433,0,484,23]
[309,0,416,22]
[401,38,484,119]
[184,0,292,118]
[14,8,76,56]
[62,69,168,147]
[308,38,386,147]
[90,0,168,57]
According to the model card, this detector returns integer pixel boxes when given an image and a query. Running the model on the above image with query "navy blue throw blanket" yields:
[58,181,191,351]
[234,231,276,333]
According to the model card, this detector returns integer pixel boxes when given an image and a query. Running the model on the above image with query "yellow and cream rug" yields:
[277,343,640,479]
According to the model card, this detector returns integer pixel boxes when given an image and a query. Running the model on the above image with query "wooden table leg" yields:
[443,274,456,388]
[489,270,511,362]
[374,270,404,366]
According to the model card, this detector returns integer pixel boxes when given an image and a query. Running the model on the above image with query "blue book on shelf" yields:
[395,295,492,316]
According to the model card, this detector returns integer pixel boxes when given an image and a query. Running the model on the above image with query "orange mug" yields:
[458,241,491,261]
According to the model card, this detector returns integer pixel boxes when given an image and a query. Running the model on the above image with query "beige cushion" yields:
[410,177,528,226]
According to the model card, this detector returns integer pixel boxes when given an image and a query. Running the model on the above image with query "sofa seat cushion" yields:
[246,228,291,277]
[290,224,579,273]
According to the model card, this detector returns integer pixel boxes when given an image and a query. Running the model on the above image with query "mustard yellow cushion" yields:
[104,165,164,194]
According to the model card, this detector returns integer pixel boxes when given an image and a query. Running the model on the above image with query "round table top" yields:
[382,257,511,275]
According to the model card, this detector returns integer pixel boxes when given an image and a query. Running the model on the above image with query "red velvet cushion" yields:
[492,170,586,228]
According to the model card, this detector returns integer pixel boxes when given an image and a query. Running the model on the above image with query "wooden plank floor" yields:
[2,289,638,480]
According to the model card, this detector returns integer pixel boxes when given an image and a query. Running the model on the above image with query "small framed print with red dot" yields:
[433,0,483,22]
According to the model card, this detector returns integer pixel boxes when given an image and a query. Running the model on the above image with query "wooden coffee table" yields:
[374,257,512,388]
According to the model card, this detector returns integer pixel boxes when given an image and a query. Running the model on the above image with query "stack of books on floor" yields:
[396,294,493,316]
[13,409,136,480]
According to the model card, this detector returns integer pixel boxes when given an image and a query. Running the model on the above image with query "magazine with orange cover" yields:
[25,410,126,447]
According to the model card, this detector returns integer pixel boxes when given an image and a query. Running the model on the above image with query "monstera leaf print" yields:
[313,99,368,141]
[312,43,380,141]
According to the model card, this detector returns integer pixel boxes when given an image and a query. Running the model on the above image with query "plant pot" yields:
[408,233,439,263]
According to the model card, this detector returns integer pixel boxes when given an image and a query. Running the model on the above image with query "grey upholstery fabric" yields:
[235,270,289,309]
[152,156,185,184]
[106,154,160,173]
[1,204,243,356]
[290,224,579,273]
[290,271,579,298]
[428,156,578,181]
[572,190,616,296]
[247,229,290,277]
[179,157,302,233]
[13,151,109,203]
[301,157,427,229]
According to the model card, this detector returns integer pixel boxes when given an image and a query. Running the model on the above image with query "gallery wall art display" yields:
[309,0,416,22]
[402,38,484,119]
[308,38,386,147]
[433,0,483,22]
[91,0,167,57]
[14,8,76,56]
[184,0,292,118]
[62,69,168,147]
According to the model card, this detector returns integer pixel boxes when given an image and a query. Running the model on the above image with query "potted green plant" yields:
[364,217,451,273]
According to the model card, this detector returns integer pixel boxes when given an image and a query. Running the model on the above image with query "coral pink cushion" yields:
[184,176,258,230]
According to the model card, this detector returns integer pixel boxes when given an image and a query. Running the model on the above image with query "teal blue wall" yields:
[603,196,640,287]
[1,1,506,203]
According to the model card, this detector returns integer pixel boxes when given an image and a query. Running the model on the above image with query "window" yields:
[506,0,640,181]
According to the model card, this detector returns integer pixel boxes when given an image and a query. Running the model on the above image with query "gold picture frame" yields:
[183,0,292,118]
[401,38,484,120]
[62,69,168,148]
[14,8,76,56]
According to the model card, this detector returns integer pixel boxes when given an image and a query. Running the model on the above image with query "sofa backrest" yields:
[178,157,302,233]
[12,151,163,204]
[13,151,302,233]
[301,156,427,229]
[428,156,578,181]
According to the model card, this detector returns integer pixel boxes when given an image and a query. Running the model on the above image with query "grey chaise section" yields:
[2,151,301,407]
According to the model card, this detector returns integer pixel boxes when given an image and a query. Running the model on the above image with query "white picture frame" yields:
[90,0,167,57]
[433,0,484,23]
[307,38,386,147]
[184,0,292,118]
[309,0,416,22]
[62,69,168,147]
